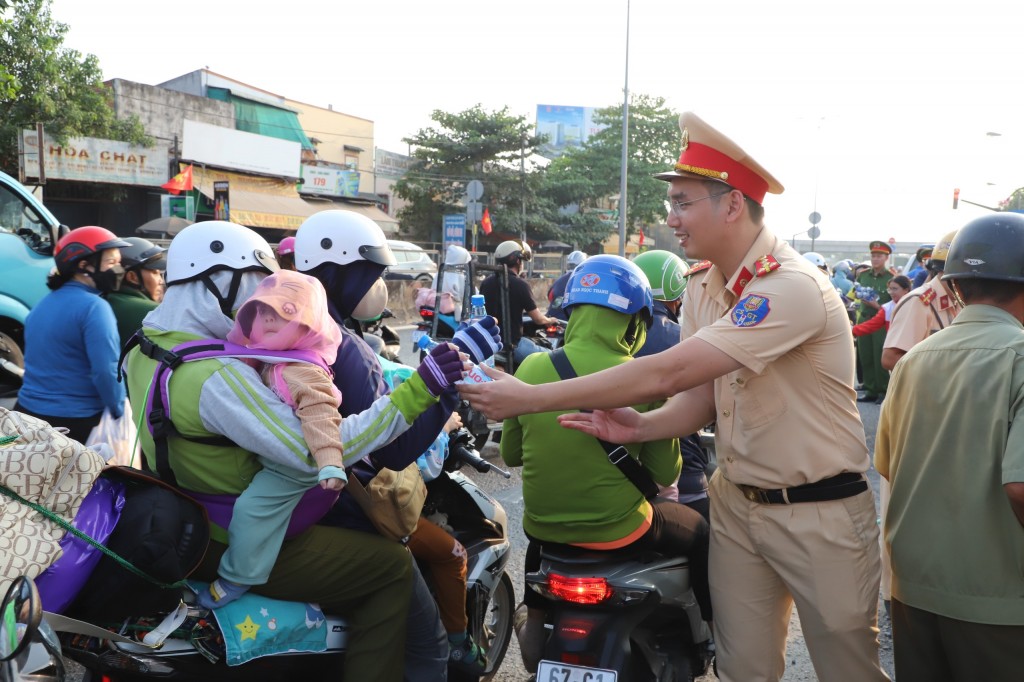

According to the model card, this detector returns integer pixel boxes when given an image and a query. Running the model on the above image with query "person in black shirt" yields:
[480,240,558,365]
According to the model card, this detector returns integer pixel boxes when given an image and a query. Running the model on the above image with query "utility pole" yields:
[617,0,631,257]
[520,131,527,243]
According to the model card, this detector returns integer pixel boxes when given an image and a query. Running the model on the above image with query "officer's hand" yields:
[457,364,529,420]
[558,407,644,443]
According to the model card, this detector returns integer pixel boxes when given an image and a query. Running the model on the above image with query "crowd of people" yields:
[8,109,1023,682]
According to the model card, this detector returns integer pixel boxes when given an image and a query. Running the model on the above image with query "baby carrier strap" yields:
[132,333,331,486]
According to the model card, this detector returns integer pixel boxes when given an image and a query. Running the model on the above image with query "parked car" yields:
[385,239,437,284]
[0,171,66,386]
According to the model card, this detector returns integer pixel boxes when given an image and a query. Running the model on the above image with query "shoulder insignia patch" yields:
[920,289,936,305]
[754,254,781,278]
[730,267,754,297]
[687,260,712,276]
[731,294,771,327]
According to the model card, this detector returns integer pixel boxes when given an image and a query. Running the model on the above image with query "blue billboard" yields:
[536,104,602,158]
[443,214,466,248]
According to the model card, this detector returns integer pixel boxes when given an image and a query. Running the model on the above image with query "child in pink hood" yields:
[197,270,347,609]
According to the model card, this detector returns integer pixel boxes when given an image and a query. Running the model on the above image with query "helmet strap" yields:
[201,271,243,317]
[624,314,641,346]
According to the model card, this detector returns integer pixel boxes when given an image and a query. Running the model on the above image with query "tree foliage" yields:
[394,105,544,242]
[539,94,680,247]
[0,0,150,175]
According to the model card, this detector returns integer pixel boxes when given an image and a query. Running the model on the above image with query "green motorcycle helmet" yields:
[633,250,690,302]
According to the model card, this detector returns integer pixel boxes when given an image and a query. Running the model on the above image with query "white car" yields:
[385,240,437,285]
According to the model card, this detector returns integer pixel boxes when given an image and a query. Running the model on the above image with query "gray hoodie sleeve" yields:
[197,358,421,472]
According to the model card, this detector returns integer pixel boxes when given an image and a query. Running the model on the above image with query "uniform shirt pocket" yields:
[728,367,787,429]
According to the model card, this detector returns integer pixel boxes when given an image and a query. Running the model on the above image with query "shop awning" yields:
[194,166,318,230]
[192,166,400,233]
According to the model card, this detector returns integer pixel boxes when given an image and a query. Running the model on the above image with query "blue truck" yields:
[0,170,66,385]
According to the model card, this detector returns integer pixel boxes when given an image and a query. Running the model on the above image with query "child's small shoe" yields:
[448,631,488,675]
[195,578,249,611]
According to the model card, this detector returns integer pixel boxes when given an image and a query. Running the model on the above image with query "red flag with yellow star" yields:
[161,164,193,195]
[481,207,493,235]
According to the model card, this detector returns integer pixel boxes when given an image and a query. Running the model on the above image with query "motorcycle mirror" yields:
[0,576,42,664]
[379,308,395,319]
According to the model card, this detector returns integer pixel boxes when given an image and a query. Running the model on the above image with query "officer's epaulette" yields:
[730,255,781,296]
[686,260,712,277]
[753,254,781,278]
[920,289,936,305]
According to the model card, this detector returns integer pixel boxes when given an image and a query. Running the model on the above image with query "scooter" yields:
[1,576,65,682]
[522,317,566,351]
[527,543,714,682]
[57,432,514,682]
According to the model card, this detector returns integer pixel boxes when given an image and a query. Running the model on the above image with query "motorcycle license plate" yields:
[536,660,617,682]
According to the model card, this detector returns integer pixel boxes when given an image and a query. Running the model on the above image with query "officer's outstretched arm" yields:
[461,336,741,422]
[641,382,717,443]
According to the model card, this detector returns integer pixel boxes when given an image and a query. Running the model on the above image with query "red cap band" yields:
[675,142,771,205]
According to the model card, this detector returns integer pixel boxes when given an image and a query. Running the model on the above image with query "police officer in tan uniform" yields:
[881,229,960,371]
[461,112,888,682]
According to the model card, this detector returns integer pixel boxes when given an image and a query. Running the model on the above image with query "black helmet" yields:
[120,236,167,271]
[942,213,1024,283]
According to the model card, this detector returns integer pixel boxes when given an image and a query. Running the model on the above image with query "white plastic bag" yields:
[85,399,138,467]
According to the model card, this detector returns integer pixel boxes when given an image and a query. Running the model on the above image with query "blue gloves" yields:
[453,317,502,365]
[417,342,465,396]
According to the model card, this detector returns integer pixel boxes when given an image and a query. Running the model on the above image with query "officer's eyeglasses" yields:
[668,191,731,216]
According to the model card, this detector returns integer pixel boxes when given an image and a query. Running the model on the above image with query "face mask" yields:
[351,278,388,321]
[92,264,125,293]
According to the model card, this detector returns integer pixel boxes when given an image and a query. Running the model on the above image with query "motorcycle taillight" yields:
[547,573,613,604]
[420,307,435,318]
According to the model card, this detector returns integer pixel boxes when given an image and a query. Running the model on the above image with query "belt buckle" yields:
[738,485,761,503]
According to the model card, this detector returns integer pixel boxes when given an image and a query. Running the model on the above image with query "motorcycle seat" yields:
[539,543,662,566]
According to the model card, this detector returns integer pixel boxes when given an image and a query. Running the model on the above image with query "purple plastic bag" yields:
[36,476,126,613]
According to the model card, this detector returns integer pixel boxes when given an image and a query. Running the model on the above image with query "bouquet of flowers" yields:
[853,284,879,303]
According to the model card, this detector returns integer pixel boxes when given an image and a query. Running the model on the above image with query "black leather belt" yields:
[735,472,867,504]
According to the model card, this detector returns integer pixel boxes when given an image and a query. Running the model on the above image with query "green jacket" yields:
[501,305,681,545]
[107,287,158,349]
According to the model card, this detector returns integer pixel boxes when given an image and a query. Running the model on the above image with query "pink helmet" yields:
[277,236,296,256]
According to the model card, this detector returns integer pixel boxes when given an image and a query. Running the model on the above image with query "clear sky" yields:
[47,0,1024,244]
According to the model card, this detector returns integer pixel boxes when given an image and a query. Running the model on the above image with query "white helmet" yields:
[495,239,531,264]
[802,251,828,269]
[166,221,277,285]
[444,243,471,266]
[294,210,397,272]
[566,250,587,269]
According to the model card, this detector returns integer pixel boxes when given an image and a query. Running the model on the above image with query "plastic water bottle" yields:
[467,294,495,369]
[469,294,487,322]
[416,334,492,384]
